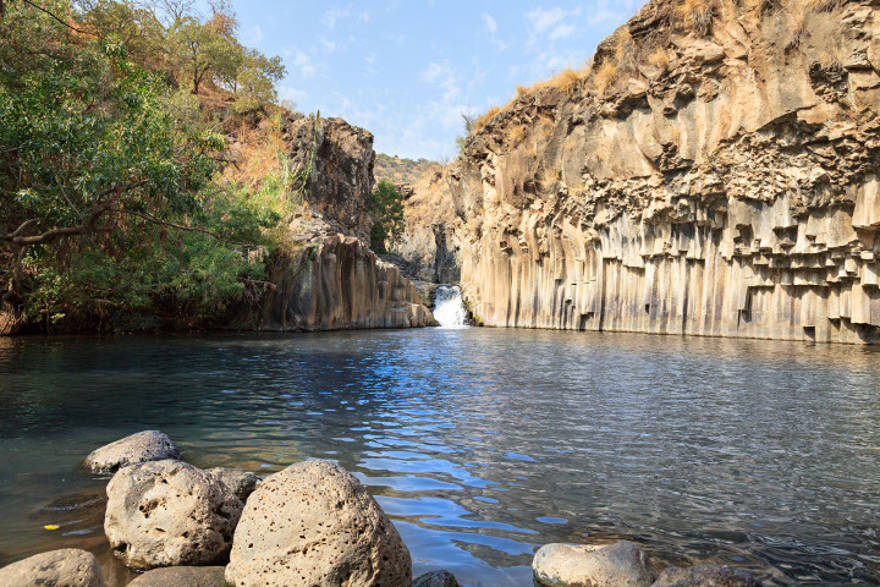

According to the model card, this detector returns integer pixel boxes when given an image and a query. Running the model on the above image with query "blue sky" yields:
[228,1,644,160]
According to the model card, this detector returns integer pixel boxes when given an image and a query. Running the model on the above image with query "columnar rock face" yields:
[259,234,436,331]
[237,114,436,331]
[448,0,880,344]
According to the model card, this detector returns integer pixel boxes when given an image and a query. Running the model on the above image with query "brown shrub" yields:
[593,62,618,94]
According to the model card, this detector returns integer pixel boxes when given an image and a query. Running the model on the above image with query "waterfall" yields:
[433,285,469,329]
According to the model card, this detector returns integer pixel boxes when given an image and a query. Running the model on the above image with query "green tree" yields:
[0,0,274,331]
[233,48,286,114]
[369,180,405,254]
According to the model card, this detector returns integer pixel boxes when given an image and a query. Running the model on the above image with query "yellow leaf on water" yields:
[43,525,60,531]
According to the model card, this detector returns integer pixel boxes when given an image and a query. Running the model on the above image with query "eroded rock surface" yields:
[127,565,226,586]
[105,460,242,570]
[424,0,880,344]
[225,459,411,587]
[652,564,763,587]
[85,431,179,474]
[532,541,655,587]
[0,548,103,587]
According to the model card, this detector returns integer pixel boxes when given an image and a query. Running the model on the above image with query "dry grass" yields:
[805,0,839,12]
[506,124,525,147]
[471,106,502,133]
[647,48,671,71]
[593,62,618,94]
[675,0,716,36]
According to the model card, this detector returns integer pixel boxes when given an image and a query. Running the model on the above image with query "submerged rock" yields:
[85,430,180,474]
[206,467,260,502]
[533,541,655,587]
[225,459,411,586]
[414,569,460,587]
[652,564,763,586]
[128,565,226,586]
[0,548,103,587]
[105,459,243,570]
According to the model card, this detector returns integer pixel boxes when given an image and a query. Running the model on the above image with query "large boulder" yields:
[85,430,180,473]
[127,566,226,586]
[206,467,260,502]
[0,548,102,587]
[533,541,655,587]
[652,564,763,586]
[414,570,460,587]
[105,459,243,570]
[225,459,411,586]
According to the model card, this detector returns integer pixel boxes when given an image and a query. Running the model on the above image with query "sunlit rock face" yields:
[234,113,435,331]
[260,234,436,331]
[445,0,880,343]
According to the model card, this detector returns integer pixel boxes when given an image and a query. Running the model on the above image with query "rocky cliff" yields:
[442,0,880,344]
[234,113,435,331]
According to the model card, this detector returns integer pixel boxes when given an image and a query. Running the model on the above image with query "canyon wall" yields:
[236,114,435,331]
[446,0,880,343]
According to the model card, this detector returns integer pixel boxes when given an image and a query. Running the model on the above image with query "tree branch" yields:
[19,0,100,37]
[121,209,252,247]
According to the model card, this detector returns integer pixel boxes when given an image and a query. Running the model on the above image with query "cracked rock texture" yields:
[225,460,411,587]
[104,460,243,570]
[442,0,880,344]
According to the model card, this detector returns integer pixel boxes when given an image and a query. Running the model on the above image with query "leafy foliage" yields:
[369,180,405,254]
[0,0,289,333]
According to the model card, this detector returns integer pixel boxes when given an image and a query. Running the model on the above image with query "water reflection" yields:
[0,330,878,585]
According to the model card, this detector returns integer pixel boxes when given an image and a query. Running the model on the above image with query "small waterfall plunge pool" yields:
[0,329,878,585]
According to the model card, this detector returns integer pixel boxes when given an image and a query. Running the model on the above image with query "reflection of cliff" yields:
[438,0,880,343]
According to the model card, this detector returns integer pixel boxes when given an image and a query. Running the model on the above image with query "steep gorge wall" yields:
[448,0,880,343]
[258,234,434,331]
[235,114,435,331]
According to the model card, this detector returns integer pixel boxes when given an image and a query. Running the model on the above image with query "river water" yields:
[0,329,878,585]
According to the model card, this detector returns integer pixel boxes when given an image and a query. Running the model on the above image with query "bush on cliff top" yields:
[369,180,405,254]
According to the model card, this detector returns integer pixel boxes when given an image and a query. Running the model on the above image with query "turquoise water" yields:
[0,329,878,585]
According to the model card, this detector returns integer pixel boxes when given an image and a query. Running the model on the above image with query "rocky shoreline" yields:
[0,430,764,586]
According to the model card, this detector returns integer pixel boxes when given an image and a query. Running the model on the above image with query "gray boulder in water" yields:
[127,565,226,586]
[0,548,103,587]
[205,467,260,502]
[652,564,763,586]
[105,459,242,570]
[85,430,180,473]
[533,541,656,586]
[225,459,412,586]
[414,569,460,586]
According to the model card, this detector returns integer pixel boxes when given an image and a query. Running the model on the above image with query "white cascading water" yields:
[432,285,469,329]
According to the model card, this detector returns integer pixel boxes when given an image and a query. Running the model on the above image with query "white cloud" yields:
[527,7,566,33]
[321,7,349,28]
[420,61,460,101]
[549,23,576,40]
[527,7,581,41]
[482,13,497,34]
[286,49,316,79]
